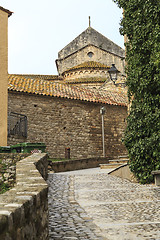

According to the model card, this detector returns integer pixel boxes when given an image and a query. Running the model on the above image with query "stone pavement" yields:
[48,168,160,240]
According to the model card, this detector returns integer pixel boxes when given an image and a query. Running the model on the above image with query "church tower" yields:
[56,24,125,89]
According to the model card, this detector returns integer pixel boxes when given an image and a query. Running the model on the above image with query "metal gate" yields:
[8,112,27,138]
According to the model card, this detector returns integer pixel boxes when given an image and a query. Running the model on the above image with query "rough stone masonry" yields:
[8,92,127,159]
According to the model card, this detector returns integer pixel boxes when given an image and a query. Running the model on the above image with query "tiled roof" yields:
[8,74,127,107]
[0,6,12,17]
[11,74,62,81]
[63,61,110,74]
[63,77,108,84]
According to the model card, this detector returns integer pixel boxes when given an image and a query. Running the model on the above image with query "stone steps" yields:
[118,155,129,159]
[108,159,128,164]
[100,156,129,169]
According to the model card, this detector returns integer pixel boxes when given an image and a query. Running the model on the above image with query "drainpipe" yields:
[100,106,106,158]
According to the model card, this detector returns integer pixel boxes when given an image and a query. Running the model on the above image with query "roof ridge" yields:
[9,73,59,77]
[9,73,62,80]
[87,27,125,51]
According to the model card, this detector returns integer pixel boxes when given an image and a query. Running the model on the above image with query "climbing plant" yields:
[113,0,160,183]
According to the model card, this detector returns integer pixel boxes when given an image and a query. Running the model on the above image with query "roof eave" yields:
[8,88,127,107]
[0,6,13,17]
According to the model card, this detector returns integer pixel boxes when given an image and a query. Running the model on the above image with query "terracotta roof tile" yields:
[8,74,127,107]
[63,61,110,74]
[63,77,107,84]
[10,74,62,81]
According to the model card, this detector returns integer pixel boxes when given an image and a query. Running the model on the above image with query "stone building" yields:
[0,7,12,146]
[56,26,126,90]
[56,26,125,75]
[7,24,128,159]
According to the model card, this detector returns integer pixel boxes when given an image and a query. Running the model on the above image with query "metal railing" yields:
[8,112,27,138]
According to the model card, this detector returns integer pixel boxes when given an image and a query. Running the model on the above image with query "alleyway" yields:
[48,168,160,240]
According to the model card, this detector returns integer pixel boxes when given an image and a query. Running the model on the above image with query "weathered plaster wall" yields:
[57,45,125,75]
[0,10,8,146]
[0,153,49,240]
[8,92,127,159]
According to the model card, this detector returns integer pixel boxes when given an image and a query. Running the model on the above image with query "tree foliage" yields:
[113,0,160,183]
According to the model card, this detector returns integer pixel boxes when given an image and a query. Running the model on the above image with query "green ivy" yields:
[113,0,160,183]
[0,182,10,194]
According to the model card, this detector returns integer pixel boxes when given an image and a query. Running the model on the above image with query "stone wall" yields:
[8,92,127,159]
[63,66,109,80]
[109,164,138,183]
[0,153,49,240]
[57,27,124,61]
[57,45,125,75]
[48,157,110,173]
[0,153,29,189]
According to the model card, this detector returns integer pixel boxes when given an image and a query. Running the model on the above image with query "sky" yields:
[0,0,123,75]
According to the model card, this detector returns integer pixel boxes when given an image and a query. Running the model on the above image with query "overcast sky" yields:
[0,0,123,75]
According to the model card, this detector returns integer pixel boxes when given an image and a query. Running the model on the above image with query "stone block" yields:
[152,170,160,186]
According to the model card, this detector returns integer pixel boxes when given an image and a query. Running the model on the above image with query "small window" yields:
[87,52,93,58]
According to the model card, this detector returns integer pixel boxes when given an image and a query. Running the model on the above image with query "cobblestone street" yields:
[48,168,160,240]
